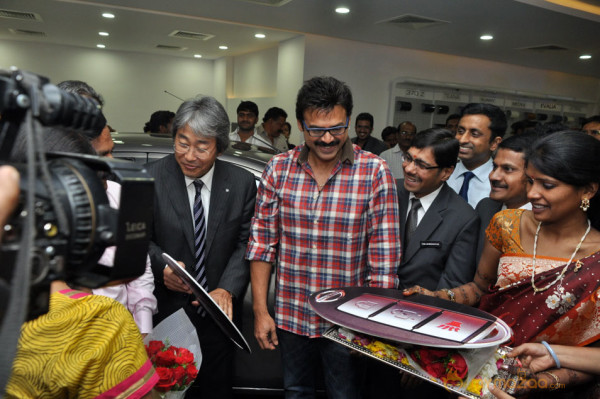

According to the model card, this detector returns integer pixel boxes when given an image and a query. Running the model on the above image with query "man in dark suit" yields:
[146,96,257,399]
[397,128,479,292]
[475,133,536,261]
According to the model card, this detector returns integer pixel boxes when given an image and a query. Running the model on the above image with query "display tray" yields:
[162,253,251,353]
[323,326,519,399]
[309,286,512,348]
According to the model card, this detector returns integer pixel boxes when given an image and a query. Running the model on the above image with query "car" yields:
[111,132,295,396]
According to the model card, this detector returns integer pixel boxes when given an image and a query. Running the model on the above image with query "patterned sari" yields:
[478,209,600,347]
[6,289,157,398]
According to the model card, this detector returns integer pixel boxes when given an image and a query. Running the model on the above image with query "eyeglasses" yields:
[400,130,415,136]
[301,117,349,138]
[582,129,600,137]
[173,141,212,158]
[401,153,440,170]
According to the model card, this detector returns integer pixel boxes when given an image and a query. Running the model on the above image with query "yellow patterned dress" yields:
[5,289,157,398]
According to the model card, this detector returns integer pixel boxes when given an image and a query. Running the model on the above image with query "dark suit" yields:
[146,154,256,399]
[475,197,503,263]
[396,181,479,291]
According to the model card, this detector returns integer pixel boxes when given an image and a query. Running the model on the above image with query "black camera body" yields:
[0,68,154,320]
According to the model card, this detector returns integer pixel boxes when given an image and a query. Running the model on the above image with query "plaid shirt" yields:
[246,140,401,337]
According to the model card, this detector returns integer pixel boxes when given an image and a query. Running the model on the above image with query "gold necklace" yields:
[531,219,591,294]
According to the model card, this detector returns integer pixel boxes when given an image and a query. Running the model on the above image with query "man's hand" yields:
[402,285,435,297]
[206,288,233,320]
[254,311,278,350]
[163,261,192,293]
[0,166,20,241]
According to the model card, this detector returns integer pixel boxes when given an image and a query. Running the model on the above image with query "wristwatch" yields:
[443,288,456,302]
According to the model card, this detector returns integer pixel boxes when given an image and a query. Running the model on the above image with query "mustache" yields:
[491,180,508,188]
[315,140,340,147]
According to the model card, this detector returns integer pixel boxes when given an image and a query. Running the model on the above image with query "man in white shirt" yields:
[447,103,506,208]
[475,133,536,261]
[379,121,416,179]
[256,106,289,153]
[229,101,274,149]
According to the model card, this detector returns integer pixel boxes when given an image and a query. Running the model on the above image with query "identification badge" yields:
[420,241,441,248]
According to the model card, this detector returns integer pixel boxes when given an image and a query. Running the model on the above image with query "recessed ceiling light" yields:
[96,44,106,48]
[194,54,202,58]
[255,33,266,39]
[580,54,592,60]
[480,35,494,40]
[335,7,350,14]
[102,13,115,19]
[99,32,109,37]
[219,45,228,50]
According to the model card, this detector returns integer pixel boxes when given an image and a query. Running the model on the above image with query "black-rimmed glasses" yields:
[301,117,349,138]
[401,153,440,170]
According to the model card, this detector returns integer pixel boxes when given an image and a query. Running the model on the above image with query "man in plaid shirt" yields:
[246,76,401,398]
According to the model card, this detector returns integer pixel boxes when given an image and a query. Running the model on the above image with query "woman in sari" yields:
[404,131,600,394]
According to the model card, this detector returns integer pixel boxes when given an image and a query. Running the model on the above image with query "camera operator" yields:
[57,79,157,335]
[4,127,158,398]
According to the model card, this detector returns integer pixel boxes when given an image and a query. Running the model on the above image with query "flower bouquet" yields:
[144,309,202,398]
[329,326,513,399]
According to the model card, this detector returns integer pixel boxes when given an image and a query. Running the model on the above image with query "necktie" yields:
[459,171,475,202]
[405,198,422,245]
[193,181,209,314]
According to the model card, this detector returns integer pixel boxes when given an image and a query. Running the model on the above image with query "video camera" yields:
[0,68,154,322]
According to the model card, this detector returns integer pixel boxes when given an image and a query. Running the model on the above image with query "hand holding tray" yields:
[162,253,251,353]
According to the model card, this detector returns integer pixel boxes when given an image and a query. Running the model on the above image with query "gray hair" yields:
[172,96,230,153]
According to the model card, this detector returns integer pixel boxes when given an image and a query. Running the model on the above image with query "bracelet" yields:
[541,340,561,369]
[537,371,561,391]
[442,288,456,302]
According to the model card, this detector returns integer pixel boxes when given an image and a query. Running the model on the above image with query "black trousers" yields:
[184,304,235,399]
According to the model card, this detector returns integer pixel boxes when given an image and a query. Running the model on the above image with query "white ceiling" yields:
[1,0,599,78]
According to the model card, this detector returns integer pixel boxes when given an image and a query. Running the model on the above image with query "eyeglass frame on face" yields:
[301,117,349,138]
[400,130,415,136]
[401,152,441,170]
[582,129,600,137]
[173,140,213,158]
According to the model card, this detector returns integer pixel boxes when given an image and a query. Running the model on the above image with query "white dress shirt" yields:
[379,144,405,180]
[407,184,444,227]
[184,162,215,222]
[447,158,494,208]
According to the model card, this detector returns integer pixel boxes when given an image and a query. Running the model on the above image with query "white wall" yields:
[1,40,215,131]
[303,34,600,131]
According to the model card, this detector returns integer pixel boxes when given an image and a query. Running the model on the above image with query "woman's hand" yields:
[402,285,436,297]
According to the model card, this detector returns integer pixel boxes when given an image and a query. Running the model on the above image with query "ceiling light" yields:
[480,35,493,40]
[194,54,202,58]
[255,33,266,39]
[580,54,592,60]
[102,13,115,19]
[99,32,109,37]
[219,45,228,50]
[335,7,350,14]
[96,44,106,48]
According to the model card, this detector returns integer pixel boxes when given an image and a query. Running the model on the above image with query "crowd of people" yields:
[2,74,600,399]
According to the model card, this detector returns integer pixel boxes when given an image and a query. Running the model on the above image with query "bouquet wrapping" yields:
[144,309,202,397]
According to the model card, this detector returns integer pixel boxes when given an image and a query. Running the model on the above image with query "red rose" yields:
[419,348,449,364]
[155,367,176,392]
[448,354,468,379]
[174,347,194,365]
[172,366,186,386]
[424,361,447,378]
[146,340,165,357]
[155,348,177,367]
[186,363,199,382]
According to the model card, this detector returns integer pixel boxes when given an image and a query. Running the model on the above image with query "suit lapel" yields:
[165,156,195,255]
[206,160,229,255]
[397,180,409,248]
[402,184,450,264]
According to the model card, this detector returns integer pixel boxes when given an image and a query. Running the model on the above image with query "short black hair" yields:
[583,115,600,126]
[237,101,259,117]
[263,107,287,123]
[356,112,373,128]
[461,103,507,140]
[295,76,353,121]
[381,126,397,140]
[411,128,459,169]
[445,114,460,124]
[57,80,104,107]
[497,132,538,154]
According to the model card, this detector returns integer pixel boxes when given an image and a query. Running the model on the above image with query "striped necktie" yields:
[193,181,208,314]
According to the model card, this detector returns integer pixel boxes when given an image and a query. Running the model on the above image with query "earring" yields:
[580,198,590,212]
